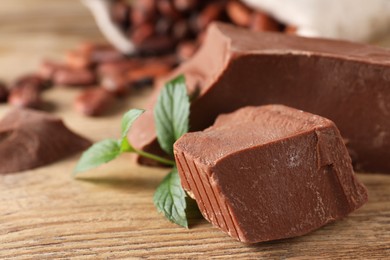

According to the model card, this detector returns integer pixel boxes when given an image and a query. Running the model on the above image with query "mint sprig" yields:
[152,75,190,227]
[119,109,145,151]
[74,108,174,174]
[154,167,188,228]
[75,139,121,173]
[154,75,189,156]
[74,75,195,227]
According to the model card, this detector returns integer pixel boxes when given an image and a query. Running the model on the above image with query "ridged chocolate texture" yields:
[174,105,368,243]
[0,109,91,174]
[129,22,390,173]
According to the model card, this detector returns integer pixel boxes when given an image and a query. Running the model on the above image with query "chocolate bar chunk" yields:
[129,22,390,173]
[0,109,91,174]
[174,105,368,243]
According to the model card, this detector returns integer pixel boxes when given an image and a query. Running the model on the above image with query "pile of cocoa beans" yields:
[0,43,177,116]
[111,0,293,60]
[0,0,293,117]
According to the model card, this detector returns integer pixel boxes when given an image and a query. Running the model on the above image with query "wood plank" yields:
[0,1,389,258]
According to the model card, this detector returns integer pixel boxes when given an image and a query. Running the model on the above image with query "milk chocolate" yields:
[174,105,368,243]
[129,22,390,173]
[0,109,91,174]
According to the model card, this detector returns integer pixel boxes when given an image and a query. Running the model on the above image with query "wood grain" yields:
[0,1,390,259]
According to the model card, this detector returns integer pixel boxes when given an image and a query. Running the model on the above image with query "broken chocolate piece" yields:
[129,22,390,173]
[0,109,91,174]
[174,105,368,243]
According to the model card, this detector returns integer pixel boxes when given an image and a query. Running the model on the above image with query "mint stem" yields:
[133,148,175,166]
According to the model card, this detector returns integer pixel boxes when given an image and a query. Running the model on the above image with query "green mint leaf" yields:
[153,167,188,228]
[74,139,121,174]
[119,109,145,150]
[154,75,190,156]
[120,137,133,153]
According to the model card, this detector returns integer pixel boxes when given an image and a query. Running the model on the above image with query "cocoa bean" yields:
[90,46,124,63]
[77,42,95,54]
[157,0,181,20]
[196,3,223,31]
[126,62,172,82]
[174,0,198,12]
[8,83,41,109]
[250,12,281,32]
[101,74,130,96]
[136,35,176,55]
[111,0,131,30]
[74,88,115,116]
[65,50,91,69]
[13,74,49,91]
[131,23,155,45]
[130,0,157,26]
[53,68,96,87]
[285,25,298,34]
[39,60,66,81]
[97,59,143,76]
[172,20,190,40]
[0,81,9,103]
[177,41,197,61]
[155,18,173,35]
[226,0,252,27]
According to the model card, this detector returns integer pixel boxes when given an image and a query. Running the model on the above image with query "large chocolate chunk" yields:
[174,105,368,243]
[129,22,390,173]
[0,109,91,174]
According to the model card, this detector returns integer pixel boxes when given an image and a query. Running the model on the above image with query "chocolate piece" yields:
[174,105,368,243]
[129,22,390,173]
[0,109,91,174]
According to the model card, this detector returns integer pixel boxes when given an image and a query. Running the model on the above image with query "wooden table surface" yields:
[0,1,389,259]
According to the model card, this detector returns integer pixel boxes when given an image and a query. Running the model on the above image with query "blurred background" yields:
[0,0,104,81]
[0,0,389,116]
[1,0,390,82]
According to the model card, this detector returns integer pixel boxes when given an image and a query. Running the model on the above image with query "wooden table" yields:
[1,1,389,259]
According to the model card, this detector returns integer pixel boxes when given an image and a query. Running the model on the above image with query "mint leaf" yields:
[154,75,190,156]
[74,139,121,174]
[153,167,188,228]
[119,109,145,151]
